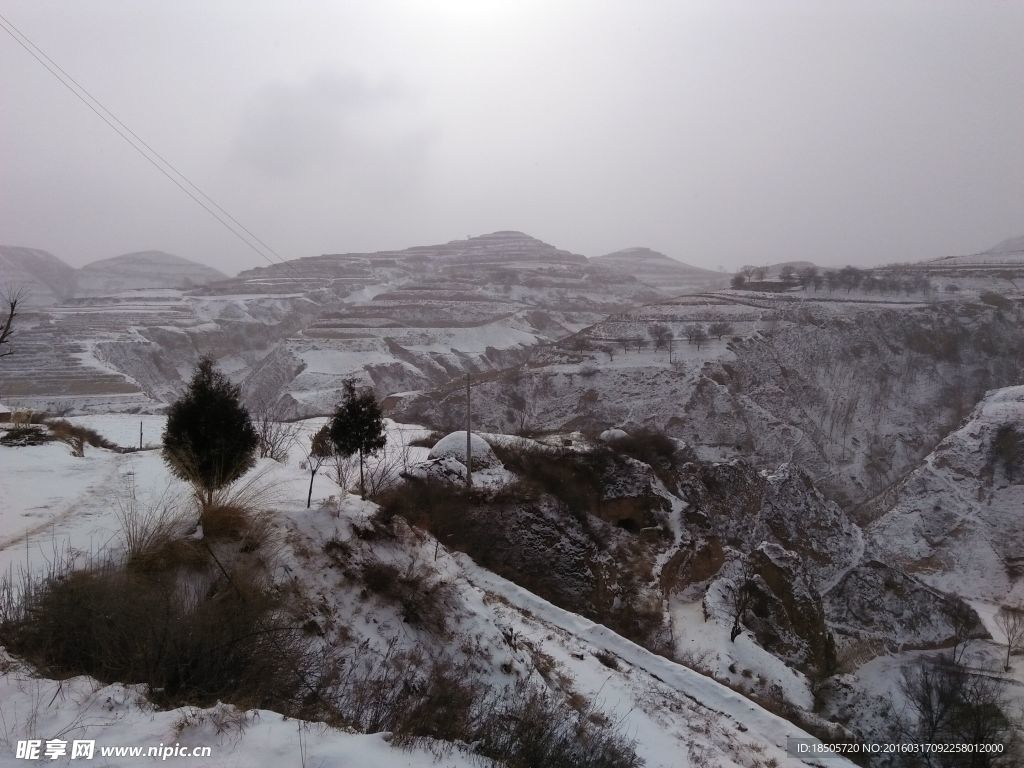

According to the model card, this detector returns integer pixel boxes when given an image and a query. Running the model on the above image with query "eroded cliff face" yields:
[389,434,977,680]
[867,385,1024,605]
[649,456,978,676]
[677,304,1024,508]
[391,301,1024,512]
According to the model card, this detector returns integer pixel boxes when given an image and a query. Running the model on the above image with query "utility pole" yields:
[669,336,673,365]
[139,420,143,450]
[465,373,472,488]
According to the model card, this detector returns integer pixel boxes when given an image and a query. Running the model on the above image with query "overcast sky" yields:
[2,1,1022,275]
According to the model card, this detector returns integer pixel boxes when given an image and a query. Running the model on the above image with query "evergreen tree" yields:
[162,358,259,506]
[329,380,386,498]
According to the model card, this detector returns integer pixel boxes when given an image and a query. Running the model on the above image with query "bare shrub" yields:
[360,558,454,634]
[330,452,359,496]
[594,649,619,669]
[980,290,1012,311]
[250,399,300,461]
[475,682,641,768]
[335,646,641,768]
[0,425,51,447]
[612,428,691,487]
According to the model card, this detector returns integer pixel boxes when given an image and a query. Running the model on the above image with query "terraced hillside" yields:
[240,232,661,415]
[391,288,1024,507]
[1,232,662,413]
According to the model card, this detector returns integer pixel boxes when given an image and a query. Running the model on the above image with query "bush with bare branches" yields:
[250,398,301,461]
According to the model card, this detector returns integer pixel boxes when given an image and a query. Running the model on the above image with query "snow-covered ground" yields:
[0,414,857,767]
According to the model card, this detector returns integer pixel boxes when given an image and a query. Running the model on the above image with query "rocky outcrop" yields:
[867,385,1024,604]
[677,461,862,591]
[739,543,836,674]
[824,560,986,652]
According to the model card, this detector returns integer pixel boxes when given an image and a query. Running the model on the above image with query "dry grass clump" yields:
[115,488,205,573]
[0,559,310,712]
[0,461,303,712]
[360,559,455,634]
[334,647,641,768]
[199,466,282,553]
[47,419,118,451]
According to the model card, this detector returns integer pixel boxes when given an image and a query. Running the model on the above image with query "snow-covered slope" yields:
[0,417,858,767]
[0,246,77,306]
[77,251,227,294]
[868,385,1024,604]
[922,233,1024,268]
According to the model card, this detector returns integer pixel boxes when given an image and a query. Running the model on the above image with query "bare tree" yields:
[330,452,359,496]
[503,372,541,436]
[728,559,756,642]
[995,605,1024,671]
[251,397,301,461]
[797,266,818,287]
[949,601,977,666]
[899,658,1013,765]
[0,287,24,359]
[302,426,334,508]
[686,324,708,350]
[647,323,672,351]
[708,322,734,340]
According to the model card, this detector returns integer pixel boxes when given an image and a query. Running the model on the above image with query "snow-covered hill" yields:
[593,247,729,295]
[76,251,227,294]
[0,246,77,306]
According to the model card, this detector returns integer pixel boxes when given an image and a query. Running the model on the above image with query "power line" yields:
[3,14,287,264]
[0,12,291,272]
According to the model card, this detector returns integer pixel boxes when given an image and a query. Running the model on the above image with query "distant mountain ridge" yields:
[593,246,719,274]
[924,232,1024,267]
[0,247,227,304]
[0,246,78,305]
[76,250,227,295]
[593,246,729,293]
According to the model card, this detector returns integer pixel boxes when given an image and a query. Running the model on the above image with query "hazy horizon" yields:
[3,1,1022,273]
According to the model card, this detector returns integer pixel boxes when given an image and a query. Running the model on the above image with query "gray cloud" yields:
[0,1,1021,274]
[232,72,423,181]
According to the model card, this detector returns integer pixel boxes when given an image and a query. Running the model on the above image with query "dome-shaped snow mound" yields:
[428,431,501,470]
[599,428,629,443]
